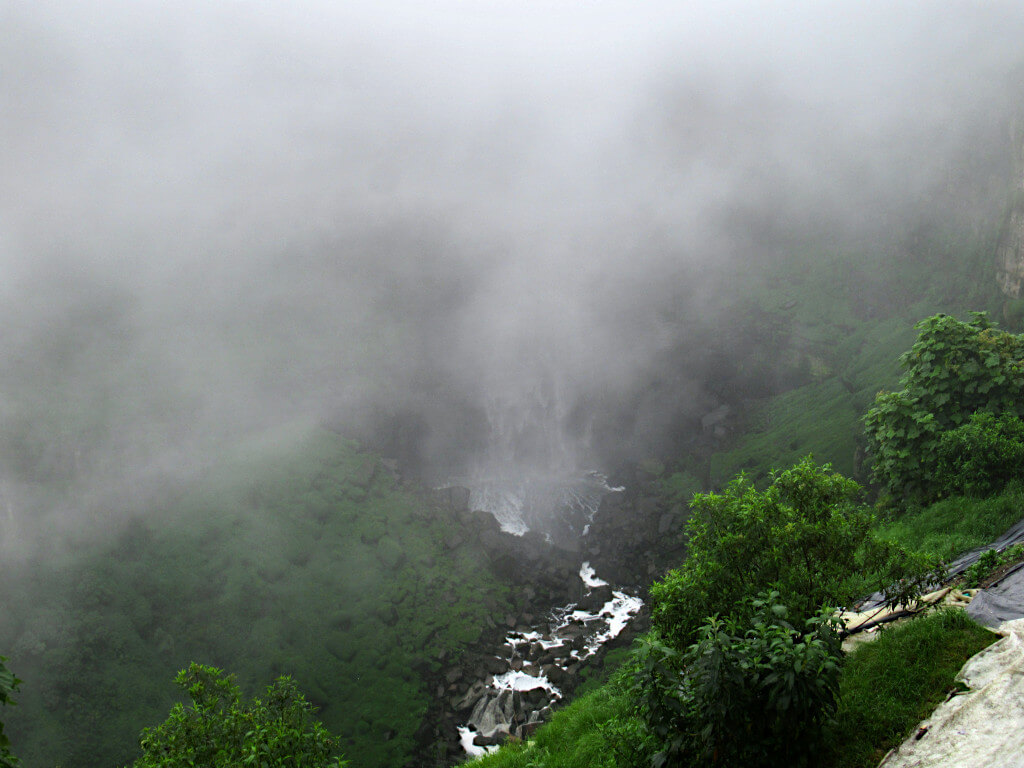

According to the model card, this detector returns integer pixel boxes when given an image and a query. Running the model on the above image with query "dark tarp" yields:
[946,516,1024,576]
[853,515,1024,620]
[966,562,1024,627]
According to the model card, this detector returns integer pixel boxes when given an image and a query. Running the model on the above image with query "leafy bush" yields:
[650,456,937,650]
[864,313,1024,500]
[0,656,20,768]
[935,411,1024,498]
[633,593,843,768]
[129,663,347,768]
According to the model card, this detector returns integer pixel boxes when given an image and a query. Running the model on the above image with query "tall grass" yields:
[875,482,1024,560]
[822,609,998,768]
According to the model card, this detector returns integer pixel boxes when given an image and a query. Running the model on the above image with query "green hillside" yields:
[0,429,511,767]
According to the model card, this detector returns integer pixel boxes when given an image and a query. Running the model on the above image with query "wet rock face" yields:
[583,472,689,588]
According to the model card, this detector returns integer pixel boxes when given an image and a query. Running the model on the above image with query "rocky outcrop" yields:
[997,203,1024,298]
[583,470,689,588]
[996,125,1024,299]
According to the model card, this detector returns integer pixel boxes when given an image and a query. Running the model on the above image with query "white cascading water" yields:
[450,374,641,756]
[457,376,621,537]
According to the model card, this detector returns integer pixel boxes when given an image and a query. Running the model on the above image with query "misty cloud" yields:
[1,0,1023,534]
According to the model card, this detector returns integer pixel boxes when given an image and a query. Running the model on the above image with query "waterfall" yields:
[449,371,622,539]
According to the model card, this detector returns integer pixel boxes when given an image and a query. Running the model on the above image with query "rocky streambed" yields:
[413,465,688,766]
[456,564,643,756]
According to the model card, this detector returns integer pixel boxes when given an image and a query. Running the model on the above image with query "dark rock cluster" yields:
[583,470,689,588]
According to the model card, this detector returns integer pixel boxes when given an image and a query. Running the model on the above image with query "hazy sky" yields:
[2,0,1023,511]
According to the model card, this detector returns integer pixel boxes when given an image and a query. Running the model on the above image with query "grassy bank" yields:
[822,609,998,768]
[875,483,1024,560]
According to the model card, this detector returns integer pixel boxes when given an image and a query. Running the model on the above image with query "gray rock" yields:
[454,681,488,711]
[482,656,506,675]
[474,728,510,747]
[468,690,517,739]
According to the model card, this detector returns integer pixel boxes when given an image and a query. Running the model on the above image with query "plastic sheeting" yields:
[879,618,1024,768]
[947,517,1024,577]
[854,515,1024,617]
[966,563,1024,627]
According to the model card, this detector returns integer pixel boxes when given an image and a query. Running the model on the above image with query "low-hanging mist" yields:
[1,0,1023,538]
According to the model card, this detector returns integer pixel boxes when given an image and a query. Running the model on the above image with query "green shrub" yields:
[935,411,1024,498]
[633,593,843,768]
[650,456,937,650]
[961,543,1024,588]
[129,663,347,768]
[864,313,1024,501]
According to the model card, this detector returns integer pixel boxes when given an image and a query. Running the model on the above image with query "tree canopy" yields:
[650,456,937,650]
[864,312,1024,501]
[129,664,347,768]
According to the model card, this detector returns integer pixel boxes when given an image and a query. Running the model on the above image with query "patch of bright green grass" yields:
[822,609,998,768]
[875,482,1024,560]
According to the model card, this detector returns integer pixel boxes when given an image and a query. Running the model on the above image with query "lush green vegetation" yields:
[468,608,997,768]
[960,543,1024,588]
[0,429,512,768]
[633,594,843,768]
[706,216,1003,489]
[821,609,997,768]
[651,458,936,650]
[935,412,1024,499]
[874,482,1024,560]
[864,313,1024,501]
[130,663,347,768]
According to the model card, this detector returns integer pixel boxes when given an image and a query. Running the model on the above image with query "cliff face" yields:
[996,125,1024,299]
[997,205,1024,298]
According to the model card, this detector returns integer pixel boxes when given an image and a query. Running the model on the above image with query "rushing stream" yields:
[453,462,644,758]
[457,561,643,756]
[444,380,646,754]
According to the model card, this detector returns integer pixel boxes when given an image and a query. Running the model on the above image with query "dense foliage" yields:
[632,593,842,768]
[0,430,512,768]
[130,664,345,768]
[864,313,1024,500]
[650,457,935,650]
[0,656,19,768]
[934,411,1024,498]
